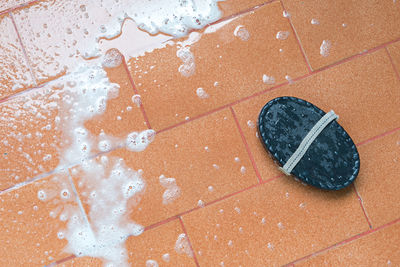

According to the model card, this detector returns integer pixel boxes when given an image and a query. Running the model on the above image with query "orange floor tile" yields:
[0,0,399,266]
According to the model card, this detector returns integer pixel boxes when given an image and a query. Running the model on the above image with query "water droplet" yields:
[276,31,290,40]
[320,40,332,57]
[311,18,320,25]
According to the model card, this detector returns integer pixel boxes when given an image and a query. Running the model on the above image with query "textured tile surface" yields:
[71,109,259,227]
[182,177,369,266]
[0,13,33,100]
[0,173,81,266]
[387,41,400,78]
[296,222,400,266]
[129,1,308,131]
[355,130,400,228]
[283,0,400,70]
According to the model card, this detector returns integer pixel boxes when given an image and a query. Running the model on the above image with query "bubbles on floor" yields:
[146,259,159,267]
[196,87,209,99]
[162,253,170,262]
[37,190,47,201]
[276,31,290,40]
[247,120,256,128]
[320,40,332,57]
[240,166,246,174]
[234,25,250,41]
[126,130,156,152]
[283,11,291,18]
[102,48,123,68]
[311,19,320,25]
[131,94,142,107]
[285,75,294,84]
[177,46,196,77]
[64,157,145,267]
[175,233,193,257]
[198,200,205,208]
[159,175,181,205]
[262,74,275,85]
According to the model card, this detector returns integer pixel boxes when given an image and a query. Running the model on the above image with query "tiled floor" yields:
[0,0,399,266]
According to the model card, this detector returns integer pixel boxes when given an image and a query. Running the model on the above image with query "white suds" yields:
[126,130,156,152]
[320,40,332,57]
[159,175,181,205]
[234,25,250,41]
[64,158,145,266]
[311,19,320,25]
[283,11,291,18]
[175,234,193,257]
[162,253,170,262]
[262,74,275,85]
[197,200,205,207]
[146,259,159,267]
[102,48,123,68]
[131,94,142,107]
[247,120,255,128]
[196,87,209,99]
[276,31,290,40]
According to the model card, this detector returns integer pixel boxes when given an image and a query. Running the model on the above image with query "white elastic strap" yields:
[280,110,339,175]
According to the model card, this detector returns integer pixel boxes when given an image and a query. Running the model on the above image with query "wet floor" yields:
[0,0,400,266]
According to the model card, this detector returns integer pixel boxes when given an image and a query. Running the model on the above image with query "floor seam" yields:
[9,11,38,87]
[279,0,313,73]
[178,217,201,267]
[385,46,400,82]
[352,184,373,229]
[230,106,263,183]
[122,58,152,129]
[283,217,400,266]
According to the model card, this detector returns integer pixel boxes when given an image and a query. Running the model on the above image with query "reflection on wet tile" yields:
[0,62,145,190]
[283,0,400,69]
[0,13,33,100]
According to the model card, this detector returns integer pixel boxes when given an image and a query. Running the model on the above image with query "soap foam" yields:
[320,40,332,57]
[159,175,181,205]
[64,158,145,267]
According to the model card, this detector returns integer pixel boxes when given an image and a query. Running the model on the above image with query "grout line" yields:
[283,217,400,266]
[122,57,152,129]
[178,217,201,267]
[230,107,263,183]
[156,81,290,134]
[0,0,40,16]
[279,0,313,73]
[142,175,283,235]
[67,170,92,228]
[53,255,76,266]
[352,184,373,229]
[156,43,395,136]
[356,127,400,147]
[385,46,400,82]
[313,36,400,73]
[208,0,278,28]
[9,11,38,87]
